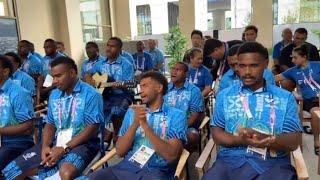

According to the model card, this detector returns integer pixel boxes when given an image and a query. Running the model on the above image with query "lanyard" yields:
[58,94,77,130]
[135,55,145,70]
[301,68,320,93]
[217,61,226,80]
[239,92,276,135]
[189,68,199,84]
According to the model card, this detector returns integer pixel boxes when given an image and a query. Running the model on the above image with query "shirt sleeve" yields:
[263,69,275,85]
[282,94,303,133]
[281,68,295,81]
[146,54,154,70]
[167,110,187,144]
[84,93,104,125]
[211,92,225,128]
[88,61,100,75]
[118,108,134,136]
[272,43,281,60]
[13,89,34,123]
[190,86,205,113]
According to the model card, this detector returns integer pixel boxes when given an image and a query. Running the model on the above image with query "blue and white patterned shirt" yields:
[42,52,65,77]
[80,55,105,78]
[0,78,34,145]
[45,80,103,141]
[21,52,43,76]
[211,82,302,174]
[119,103,187,175]
[187,65,213,91]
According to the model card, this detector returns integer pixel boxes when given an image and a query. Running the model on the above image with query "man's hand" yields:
[41,146,51,165]
[238,128,276,148]
[41,146,65,167]
[131,105,148,127]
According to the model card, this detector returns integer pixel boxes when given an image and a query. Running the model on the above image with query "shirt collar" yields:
[27,52,32,59]
[239,79,269,94]
[146,101,168,114]
[58,79,82,97]
[106,55,122,64]
[168,80,189,91]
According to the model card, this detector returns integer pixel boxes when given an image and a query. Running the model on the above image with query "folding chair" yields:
[195,139,309,180]
[87,148,190,180]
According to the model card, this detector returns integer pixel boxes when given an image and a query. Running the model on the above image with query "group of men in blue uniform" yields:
[0,24,319,180]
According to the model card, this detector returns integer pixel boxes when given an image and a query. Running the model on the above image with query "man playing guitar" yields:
[84,37,135,146]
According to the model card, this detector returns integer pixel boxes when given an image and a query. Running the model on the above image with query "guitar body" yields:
[92,73,137,99]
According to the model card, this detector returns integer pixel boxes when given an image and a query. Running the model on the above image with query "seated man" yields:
[203,42,302,180]
[0,55,34,175]
[85,37,135,145]
[218,45,275,93]
[275,44,320,155]
[3,56,103,180]
[80,41,105,79]
[83,71,187,180]
[5,52,36,96]
[165,62,205,152]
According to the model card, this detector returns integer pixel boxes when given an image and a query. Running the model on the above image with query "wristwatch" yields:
[63,144,71,153]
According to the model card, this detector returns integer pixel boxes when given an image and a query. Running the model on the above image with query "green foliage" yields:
[164,26,187,69]
[312,29,320,39]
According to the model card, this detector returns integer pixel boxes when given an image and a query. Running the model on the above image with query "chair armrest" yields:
[174,149,190,179]
[88,148,117,174]
[292,146,309,180]
[195,138,215,170]
[199,116,210,130]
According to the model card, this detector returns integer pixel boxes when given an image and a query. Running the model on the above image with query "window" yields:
[136,5,152,35]
[207,0,252,30]
[80,0,112,42]
[168,2,179,29]
[273,0,320,25]
[0,0,19,54]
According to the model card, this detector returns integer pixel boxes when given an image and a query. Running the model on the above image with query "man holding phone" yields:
[203,42,302,180]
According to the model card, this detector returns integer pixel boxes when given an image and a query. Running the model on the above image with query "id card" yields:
[129,145,155,168]
[56,129,72,147]
[247,145,267,160]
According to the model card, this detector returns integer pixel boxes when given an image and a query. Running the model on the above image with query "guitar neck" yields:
[99,82,119,88]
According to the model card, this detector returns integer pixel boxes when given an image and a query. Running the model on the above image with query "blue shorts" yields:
[0,141,34,171]
[203,159,297,180]
[80,159,171,180]
[2,139,99,180]
[103,93,133,123]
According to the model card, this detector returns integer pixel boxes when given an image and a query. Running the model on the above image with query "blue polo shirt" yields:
[148,48,164,70]
[272,41,286,60]
[42,52,65,76]
[282,62,320,100]
[12,70,36,96]
[165,81,204,116]
[121,50,134,65]
[80,55,105,78]
[118,103,187,177]
[187,65,213,91]
[21,52,43,76]
[219,69,275,93]
[0,79,34,146]
[45,80,103,141]
[132,52,154,72]
[211,82,302,174]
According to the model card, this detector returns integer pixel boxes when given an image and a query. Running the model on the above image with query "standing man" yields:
[81,41,105,79]
[132,41,153,76]
[0,55,34,175]
[3,56,103,180]
[278,28,320,73]
[85,37,135,145]
[148,39,165,72]
[244,25,258,42]
[82,71,187,180]
[56,41,68,57]
[203,42,302,180]
[183,29,203,63]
